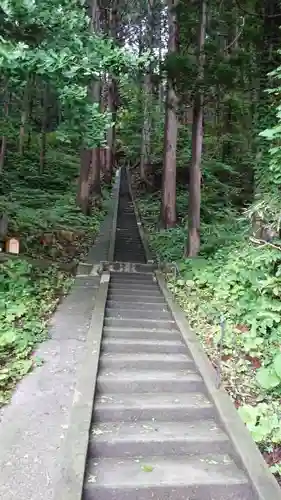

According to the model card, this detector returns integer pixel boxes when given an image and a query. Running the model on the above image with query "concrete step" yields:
[108,282,159,291]
[99,352,194,370]
[108,287,163,297]
[108,283,156,290]
[101,338,187,354]
[109,276,155,283]
[89,419,231,457]
[102,326,181,340]
[113,252,145,258]
[93,392,215,422]
[84,455,253,500]
[106,300,168,311]
[97,369,204,393]
[105,308,172,320]
[110,274,154,281]
[104,317,176,330]
[110,273,154,281]
[106,295,166,305]
[115,244,144,249]
[104,263,156,273]
[114,244,143,249]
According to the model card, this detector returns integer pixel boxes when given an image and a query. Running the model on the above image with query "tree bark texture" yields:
[0,84,9,174]
[39,83,48,174]
[77,0,101,211]
[104,1,118,184]
[77,149,92,215]
[105,77,117,183]
[90,79,102,197]
[89,0,101,197]
[100,75,107,177]
[19,77,31,156]
[160,0,178,228]
[140,73,152,182]
[140,0,154,183]
[187,0,207,257]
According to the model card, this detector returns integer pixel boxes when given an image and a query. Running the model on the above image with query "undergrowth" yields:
[0,260,71,405]
[1,147,110,263]
[0,143,109,405]
[137,189,281,475]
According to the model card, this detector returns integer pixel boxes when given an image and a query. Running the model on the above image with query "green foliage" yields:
[0,259,72,405]
[238,403,281,445]
[0,141,108,404]
[0,145,109,261]
[0,0,136,148]
[137,190,281,456]
[259,62,281,189]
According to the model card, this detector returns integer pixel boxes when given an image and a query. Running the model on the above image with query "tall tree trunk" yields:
[160,0,178,228]
[19,77,31,156]
[0,84,9,174]
[89,79,102,199]
[105,76,117,183]
[0,135,7,175]
[140,73,152,183]
[104,0,118,184]
[140,0,154,184]
[186,0,207,257]
[77,149,92,215]
[157,6,164,106]
[77,0,101,212]
[39,83,48,174]
[27,77,34,149]
[221,2,239,163]
[89,0,101,199]
[100,75,107,177]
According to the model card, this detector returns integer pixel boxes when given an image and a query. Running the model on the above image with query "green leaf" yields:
[176,279,185,286]
[141,465,154,472]
[273,352,281,379]
[256,366,280,390]
[237,404,258,426]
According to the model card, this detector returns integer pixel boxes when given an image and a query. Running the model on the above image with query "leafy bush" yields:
[0,259,72,404]
[137,189,281,456]
[0,144,109,404]
[1,148,109,262]
[238,402,281,446]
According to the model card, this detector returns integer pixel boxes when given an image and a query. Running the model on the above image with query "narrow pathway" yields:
[80,169,278,499]
[85,273,254,499]
[53,167,281,500]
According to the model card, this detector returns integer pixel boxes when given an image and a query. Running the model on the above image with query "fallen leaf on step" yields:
[141,464,154,472]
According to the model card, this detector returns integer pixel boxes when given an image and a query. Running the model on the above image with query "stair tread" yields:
[106,301,167,309]
[99,352,193,370]
[106,297,166,303]
[85,454,249,487]
[94,391,213,411]
[106,304,167,316]
[103,326,179,334]
[90,419,228,443]
[105,317,175,325]
[100,353,191,362]
[98,369,200,381]
[102,338,184,346]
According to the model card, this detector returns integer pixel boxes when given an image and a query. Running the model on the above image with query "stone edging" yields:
[126,166,154,263]
[107,168,121,262]
[52,272,110,500]
[156,270,281,500]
